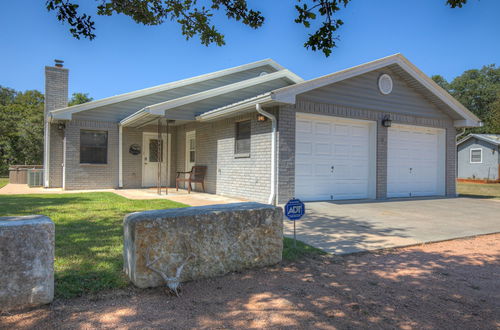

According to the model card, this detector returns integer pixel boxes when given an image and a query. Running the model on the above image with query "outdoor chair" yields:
[176,166,207,193]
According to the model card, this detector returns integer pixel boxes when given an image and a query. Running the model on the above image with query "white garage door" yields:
[295,113,376,201]
[387,124,446,198]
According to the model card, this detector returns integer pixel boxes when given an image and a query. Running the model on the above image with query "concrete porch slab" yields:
[284,197,500,255]
[0,184,245,206]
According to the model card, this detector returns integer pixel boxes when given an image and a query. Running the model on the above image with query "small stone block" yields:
[0,215,55,310]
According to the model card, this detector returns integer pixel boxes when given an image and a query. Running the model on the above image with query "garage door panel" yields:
[295,114,374,201]
[387,125,444,198]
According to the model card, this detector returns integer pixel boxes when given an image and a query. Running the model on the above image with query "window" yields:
[148,139,163,162]
[80,130,108,164]
[470,148,482,163]
[235,120,251,156]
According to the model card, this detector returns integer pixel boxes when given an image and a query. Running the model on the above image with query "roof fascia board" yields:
[146,70,296,115]
[196,94,273,121]
[457,134,500,146]
[396,55,481,127]
[271,54,401,103]
[50,58,292,117]
[271,54,481,127]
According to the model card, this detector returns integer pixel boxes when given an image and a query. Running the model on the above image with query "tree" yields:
[432,65,500,134]
[0,88,44,174]
[0,87,93,175]
[46,0,471,57]
[69,92,93,106]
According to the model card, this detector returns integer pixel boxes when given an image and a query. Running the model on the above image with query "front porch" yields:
[0,184,246,206]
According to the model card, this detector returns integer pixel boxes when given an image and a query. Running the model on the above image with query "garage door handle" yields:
[331,165,335,173]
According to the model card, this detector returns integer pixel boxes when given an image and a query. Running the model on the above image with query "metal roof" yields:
[457,134,500,146]
[51,59,301,121]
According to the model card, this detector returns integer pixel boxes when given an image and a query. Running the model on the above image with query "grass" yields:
[0,177,8,189]
[282,237,327,261]
[0,192,187,298]
[0,191,324,298]
[457,182,500,199]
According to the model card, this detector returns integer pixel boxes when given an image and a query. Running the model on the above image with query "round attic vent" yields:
[259,71,269,77]
[378,74,393,95]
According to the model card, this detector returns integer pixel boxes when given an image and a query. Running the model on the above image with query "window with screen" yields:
[470,148,482,163]
[80,130,108,164]
[235,120,251,156]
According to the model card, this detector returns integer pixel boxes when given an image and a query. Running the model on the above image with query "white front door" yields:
[142,132,171,187]
[185,131,196,171]
[387,124,445,197]
[295,113,376,201]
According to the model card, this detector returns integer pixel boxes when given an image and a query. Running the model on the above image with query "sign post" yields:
[284,198,305,249]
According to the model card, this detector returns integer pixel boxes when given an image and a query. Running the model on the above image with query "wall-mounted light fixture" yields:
[382,115,392,127]
[257,114,267,122]
[57,122,66,130]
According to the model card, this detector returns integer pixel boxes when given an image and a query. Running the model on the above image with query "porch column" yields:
[118,124,123,188]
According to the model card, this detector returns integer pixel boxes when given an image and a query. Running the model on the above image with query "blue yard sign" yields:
[285,198,305,221]
[284,198,305,248]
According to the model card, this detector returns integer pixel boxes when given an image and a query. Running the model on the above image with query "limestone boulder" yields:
[0,215,54,310]
[124,202,283,288]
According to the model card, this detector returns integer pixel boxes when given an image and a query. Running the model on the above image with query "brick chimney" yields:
[43,60,68,187]
[44,59,68,114]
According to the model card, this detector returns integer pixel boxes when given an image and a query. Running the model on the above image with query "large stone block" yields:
[124,202,283,288]
[0,215,54,310]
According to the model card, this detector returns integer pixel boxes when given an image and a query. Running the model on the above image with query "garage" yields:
[387,124,446,198]
[295,113,376,201]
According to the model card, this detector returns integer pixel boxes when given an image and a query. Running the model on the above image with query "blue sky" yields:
[0,0,499,100]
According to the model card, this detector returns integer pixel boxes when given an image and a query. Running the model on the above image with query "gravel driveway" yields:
[1,234,498,329]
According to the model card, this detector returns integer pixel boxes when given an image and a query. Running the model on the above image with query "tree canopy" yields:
[432,64,500,134]
[69,92,93,106]
[46,0,471,57]
[0,87,92,175]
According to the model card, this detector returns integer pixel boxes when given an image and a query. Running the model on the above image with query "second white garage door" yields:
[295,113,376,201]
[387,124,446,198]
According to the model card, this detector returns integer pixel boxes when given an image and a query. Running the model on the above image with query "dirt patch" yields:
[1,234,499,329]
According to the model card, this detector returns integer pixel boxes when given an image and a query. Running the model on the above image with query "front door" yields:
[142,132,170,187]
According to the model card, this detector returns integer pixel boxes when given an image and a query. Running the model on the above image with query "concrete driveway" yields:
[284,197,500,254]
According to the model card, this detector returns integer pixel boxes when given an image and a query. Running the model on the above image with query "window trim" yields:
[80,129,108,165]
[470,148,483,164]
[235,120,251,158]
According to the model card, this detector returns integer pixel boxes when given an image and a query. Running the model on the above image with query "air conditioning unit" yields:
[27,169,43,187]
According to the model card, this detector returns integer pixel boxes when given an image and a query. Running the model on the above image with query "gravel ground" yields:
[1,234,499,329]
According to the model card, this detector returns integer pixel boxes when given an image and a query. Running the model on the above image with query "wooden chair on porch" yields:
[176,166,207,193]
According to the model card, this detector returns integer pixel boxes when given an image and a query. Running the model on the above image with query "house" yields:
[457,134,500,182]
[43,54,481,204]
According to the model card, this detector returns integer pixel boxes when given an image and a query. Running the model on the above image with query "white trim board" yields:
[50,59,303,120]
[270,54,481,128]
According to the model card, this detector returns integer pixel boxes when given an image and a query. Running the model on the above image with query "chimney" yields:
[44,59,68,115]
[43,60,68,188]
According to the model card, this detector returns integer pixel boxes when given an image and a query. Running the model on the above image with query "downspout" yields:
[256,103,277,205]
[43,115,51,187]
[118,124,123,188]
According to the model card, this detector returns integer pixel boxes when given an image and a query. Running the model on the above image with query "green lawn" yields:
[457,182,500,199]
[0,192,187,298]
[282,237,326,261]
[0,191,323,298]
[0,177,8,189]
